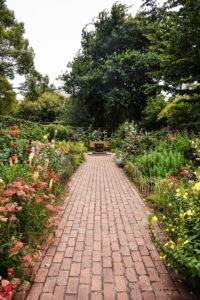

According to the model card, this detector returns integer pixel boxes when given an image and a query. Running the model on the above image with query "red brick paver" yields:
[26,154,195,299]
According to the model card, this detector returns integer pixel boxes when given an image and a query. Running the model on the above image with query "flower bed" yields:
[0,126,86,299]
[112,122,200,288]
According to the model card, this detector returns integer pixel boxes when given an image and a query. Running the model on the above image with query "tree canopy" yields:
[0,0,35,114]
[0,0,34,79]
[61,3,159,128]
[18,92,66,123]
[1,0,199,131]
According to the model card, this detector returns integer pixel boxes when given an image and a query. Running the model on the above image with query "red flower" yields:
[10,127,19,137]
[4,285,13,292]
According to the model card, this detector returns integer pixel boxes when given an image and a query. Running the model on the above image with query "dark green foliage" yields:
[133,149,186,179]
[140,95,167,130]
[158,95,200,130]
[20,69,50,101]
[61,3,158,128]
[0,115,46,140]
[18,92,66,123]
[0,76,18,115]
[0,0,34,79]
[45,124,78,141]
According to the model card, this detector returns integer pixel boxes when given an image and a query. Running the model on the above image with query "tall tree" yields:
[18,92,66,122]
[61,3,158,128]
[144,0,200,94]
[0,0,34,115]
[0,75,17,114]
[19,69,50,101]
[0,0,34,79]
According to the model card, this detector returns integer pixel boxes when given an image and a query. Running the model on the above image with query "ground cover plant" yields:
[0,124,86,299]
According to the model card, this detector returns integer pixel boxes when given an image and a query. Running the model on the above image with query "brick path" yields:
[27,154,194,300]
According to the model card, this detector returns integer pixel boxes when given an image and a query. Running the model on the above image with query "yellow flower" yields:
[165,240,176,250]
[183,240,189,246]
[43,134,49,141]
[160,255,166,260]
[186,209,194,217]
[0,179,5,188]
[193,182,200,192]
[151,216,158,223]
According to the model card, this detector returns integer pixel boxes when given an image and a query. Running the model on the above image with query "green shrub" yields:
[45,124,77,141]
[0,115,46,140]
[158,94,200,130]
[133,149,187,180]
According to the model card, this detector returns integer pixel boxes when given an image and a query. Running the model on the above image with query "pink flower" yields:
[0,197,9,204]
[4,285,12,292]
[7,240,23,253]
[7,268,14,278]
[34,198,43,204]
[14,241,24,248]
[16,190,26,197]
[22,254,32,264]
[0,190,16,197]
[0,207,6,213]
[6,203,17,213]
[9,215,17,222]
[45,204,62,213]
[10,278,21,288]
[5,203,22,213]
[1,280,10,287]
[0,216,8,222]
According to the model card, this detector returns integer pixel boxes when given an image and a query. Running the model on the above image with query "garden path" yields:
[26,154,194,300]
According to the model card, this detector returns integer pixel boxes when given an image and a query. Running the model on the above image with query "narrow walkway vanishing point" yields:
[27,154,194,300]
